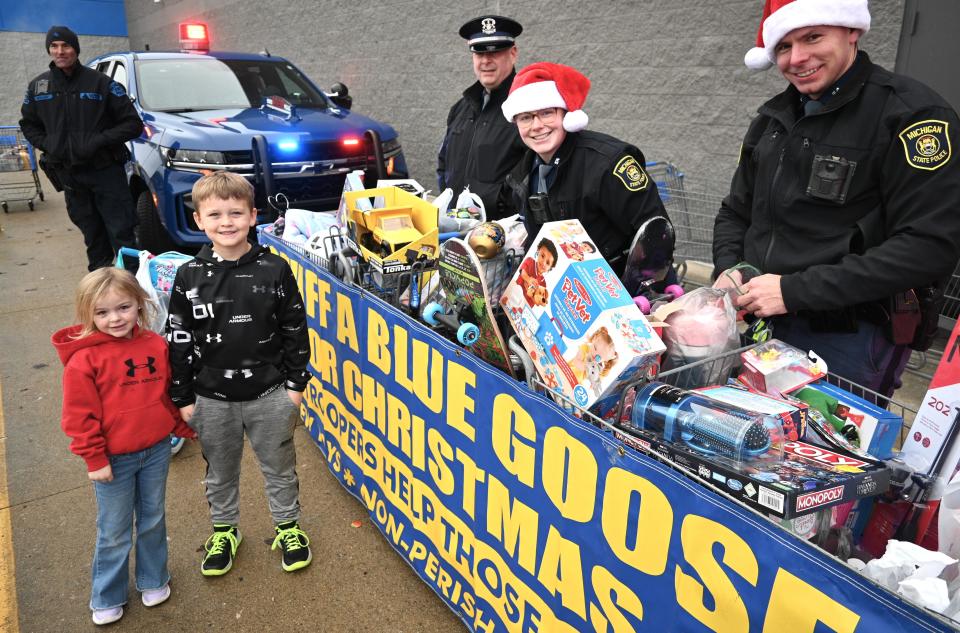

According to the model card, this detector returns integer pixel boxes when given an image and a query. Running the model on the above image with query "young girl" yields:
[52,268,194,626]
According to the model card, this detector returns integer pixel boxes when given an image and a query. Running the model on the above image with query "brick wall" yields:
[8,0,902,195]
[0,32,129,131]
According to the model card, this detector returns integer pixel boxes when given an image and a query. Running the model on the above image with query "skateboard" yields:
[621,215,684,313]
[423,238,516,377]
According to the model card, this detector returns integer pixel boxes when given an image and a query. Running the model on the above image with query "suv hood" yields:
[148,105,396,151]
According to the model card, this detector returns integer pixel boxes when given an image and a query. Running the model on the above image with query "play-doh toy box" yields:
[500,220,665,410]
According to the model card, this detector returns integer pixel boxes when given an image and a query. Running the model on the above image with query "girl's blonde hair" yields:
[74,268,156,338]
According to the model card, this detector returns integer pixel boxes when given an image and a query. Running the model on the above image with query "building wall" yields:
[16,0,902,194]
[0,32,129,131]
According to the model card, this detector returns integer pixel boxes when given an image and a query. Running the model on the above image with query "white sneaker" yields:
[91,606,123,625]
[141,583,171,607]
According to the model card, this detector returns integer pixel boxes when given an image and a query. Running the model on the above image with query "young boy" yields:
[166,171,312,575]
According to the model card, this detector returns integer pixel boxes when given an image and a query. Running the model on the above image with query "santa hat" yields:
[744,0,870,70]
[501,62,590,132]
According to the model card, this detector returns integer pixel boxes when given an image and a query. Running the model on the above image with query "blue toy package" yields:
[805,381,903,460]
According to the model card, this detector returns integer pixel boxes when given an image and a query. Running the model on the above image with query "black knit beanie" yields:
[46,26,80,55]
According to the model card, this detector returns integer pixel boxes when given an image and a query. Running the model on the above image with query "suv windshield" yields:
[137,58,330,112]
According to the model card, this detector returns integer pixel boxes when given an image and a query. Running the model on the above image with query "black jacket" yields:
[501,130,668,276]
[437,72,527,215]
[19,61,142,169]
[713,52,960,312]
[166,244,310,406]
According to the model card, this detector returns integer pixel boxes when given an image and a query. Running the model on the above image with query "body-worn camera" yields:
[527,193,552,224]
[806,154,856,204]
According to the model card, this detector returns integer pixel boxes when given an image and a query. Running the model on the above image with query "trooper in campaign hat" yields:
[458,15,522,53]
[437,15,527,217]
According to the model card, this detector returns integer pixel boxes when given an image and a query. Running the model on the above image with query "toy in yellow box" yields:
[343,186,439,274]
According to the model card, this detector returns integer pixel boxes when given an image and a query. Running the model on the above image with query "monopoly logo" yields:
[784,442,870,469]
[796,485,845,511]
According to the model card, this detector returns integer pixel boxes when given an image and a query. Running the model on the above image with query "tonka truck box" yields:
[500,220,665,411]
[343,186,439,276]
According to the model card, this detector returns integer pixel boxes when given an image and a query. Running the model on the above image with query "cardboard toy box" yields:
[500,220,665,411]
[696,383,808,441]
[804,381,904,460]
[613,425,889,519]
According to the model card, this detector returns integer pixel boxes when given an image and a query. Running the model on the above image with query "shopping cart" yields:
[645,161,723,288]
[0,126,44,212]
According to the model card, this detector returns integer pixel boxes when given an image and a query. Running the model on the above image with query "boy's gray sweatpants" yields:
[189,387,301,526]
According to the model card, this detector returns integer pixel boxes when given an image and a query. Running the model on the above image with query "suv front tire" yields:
[136,190,176,254]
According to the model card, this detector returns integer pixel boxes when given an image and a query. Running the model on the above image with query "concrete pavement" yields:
[0,179,462,632]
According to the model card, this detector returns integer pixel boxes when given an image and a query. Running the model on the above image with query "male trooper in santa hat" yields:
[497,62,669,280]
[712,0,960,396]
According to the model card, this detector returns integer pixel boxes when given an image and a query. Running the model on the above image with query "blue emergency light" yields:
[277,139,299,152]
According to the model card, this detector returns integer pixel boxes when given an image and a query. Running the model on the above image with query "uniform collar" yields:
[463,69,517,107]
[48,59,81,81]
[760,51,873,127]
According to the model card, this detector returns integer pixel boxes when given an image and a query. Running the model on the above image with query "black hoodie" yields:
[166,244,310,406]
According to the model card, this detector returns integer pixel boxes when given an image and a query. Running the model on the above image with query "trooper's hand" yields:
[736,274,787,318]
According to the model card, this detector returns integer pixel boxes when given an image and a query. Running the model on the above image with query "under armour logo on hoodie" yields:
[125,357,157,377]
[223,369,253,379]
[206,333,223,343]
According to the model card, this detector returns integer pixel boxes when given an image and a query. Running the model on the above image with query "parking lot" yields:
[0,178,461,631]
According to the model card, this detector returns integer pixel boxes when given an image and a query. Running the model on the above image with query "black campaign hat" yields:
[458,15,522,53]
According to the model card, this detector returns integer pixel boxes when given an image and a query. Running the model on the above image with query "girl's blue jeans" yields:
[90,439,171,610]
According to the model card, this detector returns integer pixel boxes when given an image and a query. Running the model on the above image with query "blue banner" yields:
[264,232,951,632]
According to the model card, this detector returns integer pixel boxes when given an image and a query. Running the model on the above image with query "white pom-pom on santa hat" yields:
[744,0,870,70]
[501,62,591,132]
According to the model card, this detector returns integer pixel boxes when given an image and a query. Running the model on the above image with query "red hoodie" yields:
[52,324,195,471]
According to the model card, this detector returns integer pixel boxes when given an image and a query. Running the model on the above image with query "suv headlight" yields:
[164,147,226,165]
[381,137,401,156]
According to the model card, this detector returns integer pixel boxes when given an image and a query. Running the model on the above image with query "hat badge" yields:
[481,18,496,34]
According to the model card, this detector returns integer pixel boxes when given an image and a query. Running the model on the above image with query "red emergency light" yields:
[179,22,210,53]
[341,138,360,147]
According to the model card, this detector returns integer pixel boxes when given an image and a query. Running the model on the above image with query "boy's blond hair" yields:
[192,171,255,214]
[74,268,156,338]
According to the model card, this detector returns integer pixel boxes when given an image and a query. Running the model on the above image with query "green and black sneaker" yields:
[271,521,312,572]
[201,524,242,576]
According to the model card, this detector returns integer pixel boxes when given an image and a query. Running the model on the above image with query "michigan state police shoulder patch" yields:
[613,156,649,191]
[899,119,951,171]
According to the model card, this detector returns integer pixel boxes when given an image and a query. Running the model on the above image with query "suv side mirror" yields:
[326,82,352,110]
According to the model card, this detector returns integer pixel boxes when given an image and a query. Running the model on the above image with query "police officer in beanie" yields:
[499,62,668,279]
[713,0,960,395]
[20,26,143,271]
[437,15,527,216]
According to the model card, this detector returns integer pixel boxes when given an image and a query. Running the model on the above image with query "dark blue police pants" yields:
[770,316,911,398]
[61,163,137,270]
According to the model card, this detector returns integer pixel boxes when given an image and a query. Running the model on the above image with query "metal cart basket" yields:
[0,126,44,212]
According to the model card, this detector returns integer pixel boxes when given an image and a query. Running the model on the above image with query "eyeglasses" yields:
[515,108,559,127]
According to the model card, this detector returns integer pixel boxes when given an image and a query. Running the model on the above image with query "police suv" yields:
[88,38,407,252]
